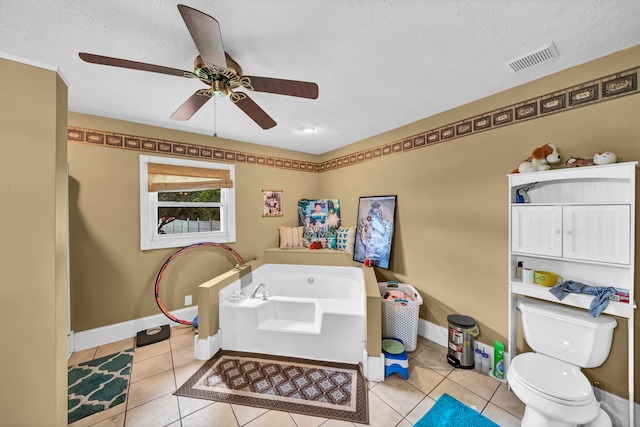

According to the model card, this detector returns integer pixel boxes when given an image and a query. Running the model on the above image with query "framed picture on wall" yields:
[263,190,283,217]
[354,195,397,269]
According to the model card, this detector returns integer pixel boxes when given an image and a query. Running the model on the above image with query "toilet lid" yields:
[510,353,593,404]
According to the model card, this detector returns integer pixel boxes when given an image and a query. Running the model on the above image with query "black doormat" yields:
[136,324,170,347]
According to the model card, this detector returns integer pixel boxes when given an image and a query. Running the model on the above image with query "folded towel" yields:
[549,280,617,317]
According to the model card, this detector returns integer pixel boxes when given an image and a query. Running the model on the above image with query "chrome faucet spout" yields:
[251,283,267,299]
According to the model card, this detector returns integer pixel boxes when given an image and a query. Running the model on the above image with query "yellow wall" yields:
[2,42,640,427]
[0,57,68,426]
[67,114,320,331]
[67,46,640,400]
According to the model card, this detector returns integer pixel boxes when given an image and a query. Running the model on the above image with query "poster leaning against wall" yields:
[354,195,397,269]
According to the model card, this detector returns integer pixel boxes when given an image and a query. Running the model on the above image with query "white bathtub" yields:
[219,263,366,364]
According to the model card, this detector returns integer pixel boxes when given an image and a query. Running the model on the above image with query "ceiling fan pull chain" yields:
[213,96,217,138]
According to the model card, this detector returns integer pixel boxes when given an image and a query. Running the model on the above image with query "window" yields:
[140,155,235,250]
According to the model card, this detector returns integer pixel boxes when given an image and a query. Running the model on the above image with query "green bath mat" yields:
[67,348,134,424]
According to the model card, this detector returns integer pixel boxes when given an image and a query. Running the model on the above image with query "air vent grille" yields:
[507,42,559,72]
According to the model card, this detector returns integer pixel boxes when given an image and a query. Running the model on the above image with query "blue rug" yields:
[415,393,499,427]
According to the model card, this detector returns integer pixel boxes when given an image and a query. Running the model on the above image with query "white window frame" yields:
[140,155,236,250]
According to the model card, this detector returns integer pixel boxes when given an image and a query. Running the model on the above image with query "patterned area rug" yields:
[175,350,368,424]
[67,349,134,424]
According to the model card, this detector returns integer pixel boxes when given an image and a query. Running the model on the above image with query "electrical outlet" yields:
[184,295,192,306]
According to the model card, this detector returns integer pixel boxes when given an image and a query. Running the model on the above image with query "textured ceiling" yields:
[1,1,639,154]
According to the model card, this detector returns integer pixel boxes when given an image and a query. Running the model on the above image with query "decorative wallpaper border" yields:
[68,66,638,173]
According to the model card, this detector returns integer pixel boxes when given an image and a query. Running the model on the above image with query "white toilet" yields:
[507,297,617,427]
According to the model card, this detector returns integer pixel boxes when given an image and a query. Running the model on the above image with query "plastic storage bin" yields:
[379,282,423,351]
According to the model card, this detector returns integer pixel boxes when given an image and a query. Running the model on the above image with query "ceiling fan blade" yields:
[170,91,212,121]
[177,4,227,69]
[242,76,319,99]
[230,92,277,129]
[78,52,192,78]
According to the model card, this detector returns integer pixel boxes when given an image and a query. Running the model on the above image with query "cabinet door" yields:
[563,205,630,264]
[511,205,562,256]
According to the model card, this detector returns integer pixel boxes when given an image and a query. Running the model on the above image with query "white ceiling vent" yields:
[506,42,559,72]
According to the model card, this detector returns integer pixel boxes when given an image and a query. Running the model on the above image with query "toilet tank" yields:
[518,297,617,368]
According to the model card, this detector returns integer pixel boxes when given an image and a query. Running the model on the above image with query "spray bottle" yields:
[493,341,505,379]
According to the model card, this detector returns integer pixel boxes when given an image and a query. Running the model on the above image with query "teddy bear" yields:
[566,156,594,168]
[512,143,562,173]
[593,151,617,165]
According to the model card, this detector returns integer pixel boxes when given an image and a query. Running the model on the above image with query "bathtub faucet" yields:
[251,283,268,300]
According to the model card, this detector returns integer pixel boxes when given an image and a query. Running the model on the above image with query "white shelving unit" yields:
[507,162,637,427]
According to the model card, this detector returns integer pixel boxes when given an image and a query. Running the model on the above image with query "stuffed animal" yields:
[593,151,617,165]
[512,143,562,173]
[566,156,594,168]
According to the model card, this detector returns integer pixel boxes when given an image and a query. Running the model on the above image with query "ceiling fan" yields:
[79,4,318,130]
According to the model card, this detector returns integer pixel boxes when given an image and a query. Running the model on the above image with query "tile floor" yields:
[68,329,525,427]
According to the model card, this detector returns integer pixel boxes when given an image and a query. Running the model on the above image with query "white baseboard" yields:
[72,306,198,351]
[597,387,639,427]
[195,331,221,361]
[363,349,385,382]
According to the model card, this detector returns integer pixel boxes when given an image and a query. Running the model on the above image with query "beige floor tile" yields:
[353,390,402,427]
[182,402,239,427]
[95,338,135,359]
[132,340,171,364]
[417,335,435,346]
[124,393,180,427]
[406,342,428,360]
[489,382,525,418]
[412,346,454,376]
[90,412,125,427]
[178,396,215,419]
[130,352,173,383]
[481,402,522,427]
[371,374,426,417]
[320,419,356,427]
[287,411,328,427]
[405,396,436,425]
[170,330,196,350]
[67,334,523,427]
[406,360,446,395]
[68,402,127,427]
[446,367,501,400]
[126,370,176,409]
[428,342,448,354]
[244,410,297,427]
[231,404,269,426]
[429,378,488,412]
[68,347,97,366]
[174,358,206,387]
[171,344,197,367]
[171,324,195,336]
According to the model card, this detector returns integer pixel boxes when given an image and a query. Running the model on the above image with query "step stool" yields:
[382,338,409,380]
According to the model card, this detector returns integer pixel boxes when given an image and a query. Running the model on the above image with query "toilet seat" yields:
[508,353,599,425]
[509,352,593,404]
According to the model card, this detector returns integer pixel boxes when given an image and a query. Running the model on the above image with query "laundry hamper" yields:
[379,282,423,352]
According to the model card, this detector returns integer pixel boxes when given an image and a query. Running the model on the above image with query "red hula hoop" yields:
[154,242,244,325]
